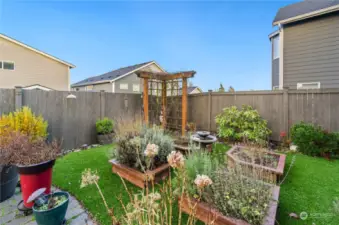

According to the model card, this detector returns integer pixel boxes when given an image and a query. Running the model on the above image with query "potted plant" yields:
[0,107,48,203]
[110,126,174,188]
[28,188,69,225]
[0,132,61,210]
[0,165,18,202]
[96,118,114,145]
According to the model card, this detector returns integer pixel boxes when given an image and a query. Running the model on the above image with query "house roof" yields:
[72,61,161,87]
[268,30,280,39]
[273,0,339,25]
[23,84,53,91]
[187,86,202,94]
[0,33,75,68]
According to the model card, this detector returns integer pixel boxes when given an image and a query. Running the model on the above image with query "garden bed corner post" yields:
[162,80,167,129]
[182,77,187,137]
[143,78,149,124]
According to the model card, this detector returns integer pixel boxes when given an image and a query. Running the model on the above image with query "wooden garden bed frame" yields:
[136,70,196,137]
[179,185,280,225]
[109,160,170,189]
[227,145,286,183]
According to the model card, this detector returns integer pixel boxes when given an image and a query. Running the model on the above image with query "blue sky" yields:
[0,0,297,91]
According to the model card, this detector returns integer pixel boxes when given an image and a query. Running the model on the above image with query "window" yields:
[272,86,279,90]
[86,85,93,91]
[120,83,128,90]
[297,82,320,90]
[1,61,14,70]
[273,36,280,59]
[76,88,80,91]
[133,84,140,92]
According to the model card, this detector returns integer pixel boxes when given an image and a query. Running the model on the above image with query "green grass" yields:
[53,144,339,225]
[53,144,202,225]
[277,153,339,225]
[53,144,137,224]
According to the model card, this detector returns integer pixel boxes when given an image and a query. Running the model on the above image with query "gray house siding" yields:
[272,59,280,88]
[73,82,112,92]
[113,63,163,93]
[114,73,142,93]
[283,12,339,89]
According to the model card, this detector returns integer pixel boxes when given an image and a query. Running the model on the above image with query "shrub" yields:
[0,131,61,166]
[115,134,142,169]
[215,105,271,144]
[115,127,174,170]
[139,126,174,166]
[211,168,271,225]
[96,118,114,135]
[184,148,220,199]
[290,122,339,156]
[0,106,48,140]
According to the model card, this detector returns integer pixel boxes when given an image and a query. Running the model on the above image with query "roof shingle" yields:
[72,61,153,87]
[273,0,339,24]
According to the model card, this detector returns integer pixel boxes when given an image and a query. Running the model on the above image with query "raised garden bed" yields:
[227,145,286,183]
[109,160,170,188]
[179,185,280,225]
[174,138,190,153]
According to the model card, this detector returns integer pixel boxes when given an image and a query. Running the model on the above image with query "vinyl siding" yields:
[114,63,163,93]
[0,37,70,91]
[72,82,112,92]
[283,12,339,89]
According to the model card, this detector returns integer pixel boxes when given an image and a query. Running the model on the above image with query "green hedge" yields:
[96,118,114,135]
[290,122,339,156]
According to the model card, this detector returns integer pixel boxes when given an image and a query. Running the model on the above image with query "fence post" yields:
[124,94,129,112]
[100,90,105,119]
[283,88,289,136]
[208,90,213,131]
[15,86,23,110]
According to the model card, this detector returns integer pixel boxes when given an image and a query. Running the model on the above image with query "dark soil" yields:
[233,148,279,168]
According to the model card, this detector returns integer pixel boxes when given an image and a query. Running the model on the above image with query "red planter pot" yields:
[16,160,55,208]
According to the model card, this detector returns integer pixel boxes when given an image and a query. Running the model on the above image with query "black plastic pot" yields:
[97,133,114,145]
[0,165,19,203]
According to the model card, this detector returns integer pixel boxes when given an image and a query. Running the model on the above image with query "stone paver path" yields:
[0,187,96,225]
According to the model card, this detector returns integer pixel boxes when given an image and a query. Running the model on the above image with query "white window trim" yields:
[85,85,94,91]
[297,82,321,90]
[112,82,115,93]
[0,60,15,71]
[132,84,140,92]
[120,83,128,90]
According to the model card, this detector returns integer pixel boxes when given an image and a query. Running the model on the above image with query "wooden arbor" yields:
[136,70,196,136]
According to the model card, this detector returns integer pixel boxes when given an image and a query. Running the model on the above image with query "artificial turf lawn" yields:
[53,144,205,225]
[53,144,339,225]
[277,153,339,225]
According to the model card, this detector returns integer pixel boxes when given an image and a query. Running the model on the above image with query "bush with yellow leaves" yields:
[0,106,48,140]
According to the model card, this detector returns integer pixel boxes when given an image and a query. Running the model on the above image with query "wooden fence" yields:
[188,89,339,141]
[2,88,339,148]
[0,88,142,149]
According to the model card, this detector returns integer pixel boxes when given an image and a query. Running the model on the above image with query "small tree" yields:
[218,83,225,92]
[228,86,235,92]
